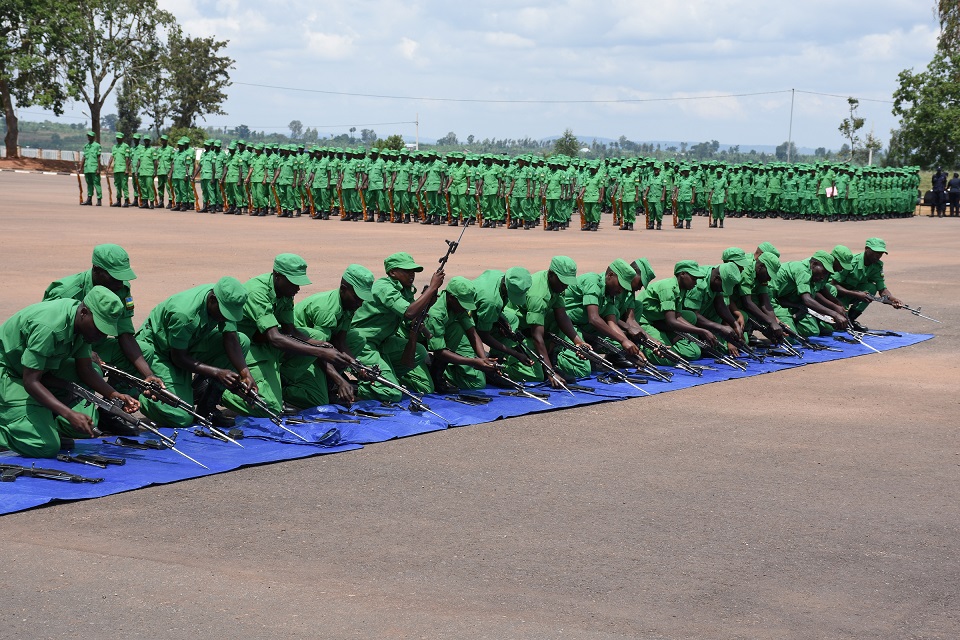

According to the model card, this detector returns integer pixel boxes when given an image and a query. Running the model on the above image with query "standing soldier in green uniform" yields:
[43,243,161,393]
[80,131,103,206]
[110,132,131,208]
[135,136,158,209]
[222,140,242,214]
[577,163,604,232]
[642,163,667,230]
[616,163,639,231]
[0,287,138,458]
[215,255,353,418]
[246,143,267,215]
[197,140,214,212]
[155,135,174,208]
[707,165,728,228]
[673,165,696,229]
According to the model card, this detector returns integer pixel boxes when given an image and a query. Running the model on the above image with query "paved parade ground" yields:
[1,171,959,639]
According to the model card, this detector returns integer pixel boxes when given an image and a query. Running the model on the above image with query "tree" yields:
[437,131,459,146]
[775,141,798,161]
[166,27,233,129]
[0,0,80,156]
[374,134,405,151]
[838,97,864,161]
[553,129,580,156]
[466,134,474,145]
[289,120,303,139]
[235,124,250,139]
[938,0,960,51]
[891,49,960,168]
[302,127,318,143]
[360,128,377,144]
[115,75,141,140]
[136,41,173,137]
[100,113,118,132]
[59,0,175,142]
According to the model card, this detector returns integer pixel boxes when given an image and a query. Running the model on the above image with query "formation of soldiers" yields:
[77,131,922,231]
[1,236,917,462]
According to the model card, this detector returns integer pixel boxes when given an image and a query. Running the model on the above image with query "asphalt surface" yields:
[0,171,958,639]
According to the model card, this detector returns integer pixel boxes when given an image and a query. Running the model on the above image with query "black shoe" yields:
[656,222,662,230]
[685,220,691,229]
[403,214,411,224]
[96,198,102,206]
[508,220,519,229]
[96,411,140,437]
[850,319,869,332]
[719,220,723,228]
[448,219,459,227]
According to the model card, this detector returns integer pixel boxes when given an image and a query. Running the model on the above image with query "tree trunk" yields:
[0,77,19,158]
[89,99,102,143]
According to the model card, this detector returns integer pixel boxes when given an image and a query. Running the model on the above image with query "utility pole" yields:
[415,113,419,151]
[787,88,795,163]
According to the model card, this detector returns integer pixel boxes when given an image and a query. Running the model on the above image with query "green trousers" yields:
[84,172,102,199]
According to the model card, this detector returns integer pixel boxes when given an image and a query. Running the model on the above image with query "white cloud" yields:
[483,31,535,49]
[304,31,355,60]
[398,37,419,60]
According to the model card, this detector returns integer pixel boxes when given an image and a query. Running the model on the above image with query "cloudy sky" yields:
[48,0,941,150]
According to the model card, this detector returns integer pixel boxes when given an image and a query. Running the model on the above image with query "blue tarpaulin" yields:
[0,332,933,516]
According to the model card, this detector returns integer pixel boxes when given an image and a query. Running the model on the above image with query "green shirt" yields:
[138,284,237,355]
[563,272,618,326]
[82,142,102,172]
[425,291,474,351]
[509,269,562,329]
[830,252,886,292]
[111,142,131,172]
[638,277,686,323]
[43,270,136,336]
[351,276,415,346]
[294,289,351,340]
[773,259,825,302]
[684,265,728,313]
[237,273,295,338]
[0,299,91,375]
[470,269,507,333]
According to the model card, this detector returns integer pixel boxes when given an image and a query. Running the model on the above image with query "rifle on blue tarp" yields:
[632,332,709,376]
[746,317,803,359]
[546,331,650,395]
[676,332,748,371]
[66,382,208,469]
[348,360,448,423]
[100,363,243,448]
[1,462,102,484]
[863,294,941,324]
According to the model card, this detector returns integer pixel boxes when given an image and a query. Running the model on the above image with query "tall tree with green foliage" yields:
[838,98,865,162]
[59,0,174,142]
[937,0,960,50]
[553,129,580,156]
[890,50,960,167]
[166,28,233,129]
[115,75,141,141]
[0,0,80,156]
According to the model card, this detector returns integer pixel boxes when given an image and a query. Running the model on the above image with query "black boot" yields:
[96,198,102,207]
[656,221,662,230]
[81,196,92,206]
[403,214,411,224]
[124,199,131,208]
[719,219,723,228]
[685,220,691,229]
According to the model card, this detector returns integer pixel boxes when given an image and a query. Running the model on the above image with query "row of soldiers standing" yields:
[80,131,922,230]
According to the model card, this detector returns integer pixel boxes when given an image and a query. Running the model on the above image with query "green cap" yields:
[446,276,477,311]
[756,251,781,279]
[92,244,136,281]
[86,130,95,137]
[115,132,124,139]
[273,253,311,286]
[504,267,532,307]
[757,241,780,257]
[865,237,887,253]
[213,276,248,323]
[630,258,655,288]
[384,252,424,273]
[609,259,635,291]
[811,251,836,274]
[674,260,703,278]
[721,247,752,272]
[132,133,141,140]
[83,285,123,336]
[717,262,740,299]
[342,263,374,301]
[831,245,854,271]
[160,134,168,141]
[549,256,578,285]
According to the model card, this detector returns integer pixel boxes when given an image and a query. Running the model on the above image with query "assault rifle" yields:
[804,308,880,354]
[676,332,747,371]
[863,294,941,324]
[66,382,208,469]
[495,317,574,395]
[348,361,448,423]
[588,338,674,383]
[226,382,311,442]
[409,224,467,336]
[101,363,243,448]
[546,332,650,395]
[745,317,803,359]
[1,463,102,484]
[632,333,708,376]
[490,365,552,406]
